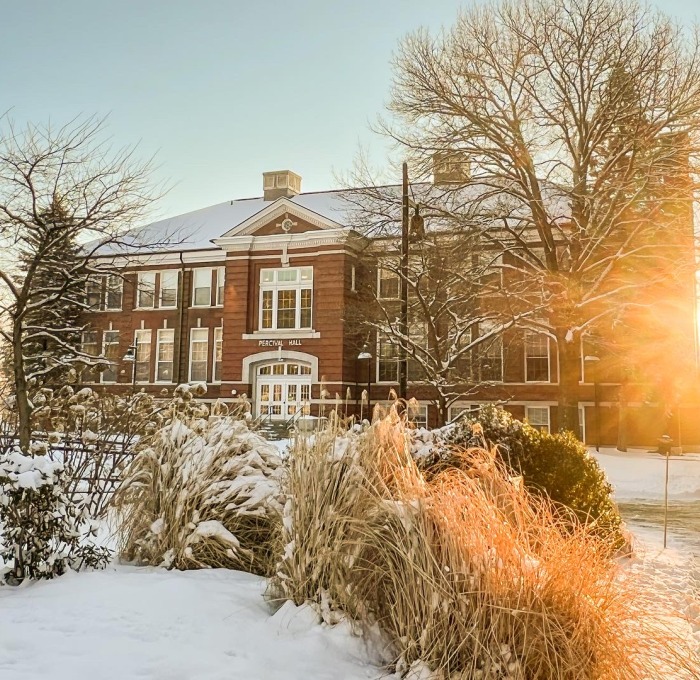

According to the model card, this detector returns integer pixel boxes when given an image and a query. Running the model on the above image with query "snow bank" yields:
[592,449,700,501]
[0,567,394,680]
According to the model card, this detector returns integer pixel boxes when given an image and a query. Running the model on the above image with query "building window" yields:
[377,333,399,382]
[216,267,225,306]
[526,406,550,433]
[259,267,313,331]
[137,272,156,309]
[408,404,428,428]
[213,327,223,382]
[407,320,428,382]
[134,329,151,383]
[189,328,209,382]
[156,329,174,382]
[377,266,400,299]
[448,404,480,422]
[105,275,123,311]
[86,277,102,311]
[80,330,99,381]
[192,268,213,307]
[101,330,120,383]
[525,332,550,382]
[159,271,178,308]
[86,275,122,311]
[476,322,503,382]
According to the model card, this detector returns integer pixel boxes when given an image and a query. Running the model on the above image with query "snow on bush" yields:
[0,446,111,584]
[113,414,284,575]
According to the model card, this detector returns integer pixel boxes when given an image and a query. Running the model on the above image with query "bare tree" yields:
[0,117,165,451]
[382,0,700,433]
[343,179,536,426]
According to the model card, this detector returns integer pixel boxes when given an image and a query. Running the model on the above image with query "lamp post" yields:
[358,344,372,422]
[658,433,673,549]
[123,343,138,386]
[584,355,600,451]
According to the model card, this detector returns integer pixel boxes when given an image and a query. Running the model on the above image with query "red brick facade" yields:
[80,185,699,447]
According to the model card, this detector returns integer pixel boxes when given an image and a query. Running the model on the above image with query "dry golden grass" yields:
[272,407,699,679]
[113,416,283,576]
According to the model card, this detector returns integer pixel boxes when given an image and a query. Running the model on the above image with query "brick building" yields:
[81,169,699,446]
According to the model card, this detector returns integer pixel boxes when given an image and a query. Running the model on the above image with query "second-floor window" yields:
[216,267,225,306]
[80,330,99,381]
[156,329,174,382]
[137,272,156,309]
[259,267,313,331]
[377,266,400,299]
[86,274,122,311]
[159,271,178,308]
[525,331,550,382]
[193,268,213,307]
[189,328,209,382]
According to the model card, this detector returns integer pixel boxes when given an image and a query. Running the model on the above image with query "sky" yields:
[1,0,698,221]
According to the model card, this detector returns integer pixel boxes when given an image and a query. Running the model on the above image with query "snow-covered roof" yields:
[100,190,357,255]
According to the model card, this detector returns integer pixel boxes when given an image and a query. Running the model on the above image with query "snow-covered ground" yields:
[592,447,700,501]
[0,445,696,679]
[0,567,392,680]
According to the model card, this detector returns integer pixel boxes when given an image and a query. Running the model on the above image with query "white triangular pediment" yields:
[218,197,344,239]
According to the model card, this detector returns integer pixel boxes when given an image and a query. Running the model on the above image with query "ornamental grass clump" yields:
[272,408,699,679]
[113,414,284,576]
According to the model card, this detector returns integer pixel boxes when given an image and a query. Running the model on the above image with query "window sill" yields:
[243,330,321,340]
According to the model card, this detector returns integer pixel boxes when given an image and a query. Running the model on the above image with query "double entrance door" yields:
[256,361,311,421]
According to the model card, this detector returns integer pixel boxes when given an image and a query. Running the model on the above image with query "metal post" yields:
[594,379,600,452]
[367,355,372,421]
[132,342,138,387]
[399,162,409,401]
[663,447,670,549]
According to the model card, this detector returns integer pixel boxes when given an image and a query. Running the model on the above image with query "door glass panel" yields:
[273,384,282,401]
[260,384,270,401]
[301,384,310,401]
[288,384,297,401]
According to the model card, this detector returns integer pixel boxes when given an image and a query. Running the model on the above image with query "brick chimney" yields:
[432,152,470,185]
[263,170,302,201]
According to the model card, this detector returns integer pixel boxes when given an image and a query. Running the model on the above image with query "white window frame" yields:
[525,405,550,433]
[156,329,175,383]
[189,328,209,383]
[137,271,156,310]
[376,332,399,384]
[408,404,428,429]
[525,331,551,383]
[192,267,213,307]
[134,329,152,384]
[258,267,313,331]
[159,270,179,309]
[215,267,225,307]
[377,266,400,300]
[212,326,223,383]
[104,275,123,311]
[100,330,120,384]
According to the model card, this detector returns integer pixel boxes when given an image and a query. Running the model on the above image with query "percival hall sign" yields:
[258,339,303,347]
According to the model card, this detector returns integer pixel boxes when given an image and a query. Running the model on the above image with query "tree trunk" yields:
[12,320,32,452]
[557,331,581,436]
[435,395,448,428]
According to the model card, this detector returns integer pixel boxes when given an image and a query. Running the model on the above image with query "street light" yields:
[358,344,372,422]
[584,355,600,451]
[123,343,138,386]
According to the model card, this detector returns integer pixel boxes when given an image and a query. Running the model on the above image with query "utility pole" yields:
[399,162,409,401]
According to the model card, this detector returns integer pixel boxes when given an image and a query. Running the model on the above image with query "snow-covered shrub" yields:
[113,414,284,575]
[425,405,625,547]
[272,408,698,679]
[0,447,110,583]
